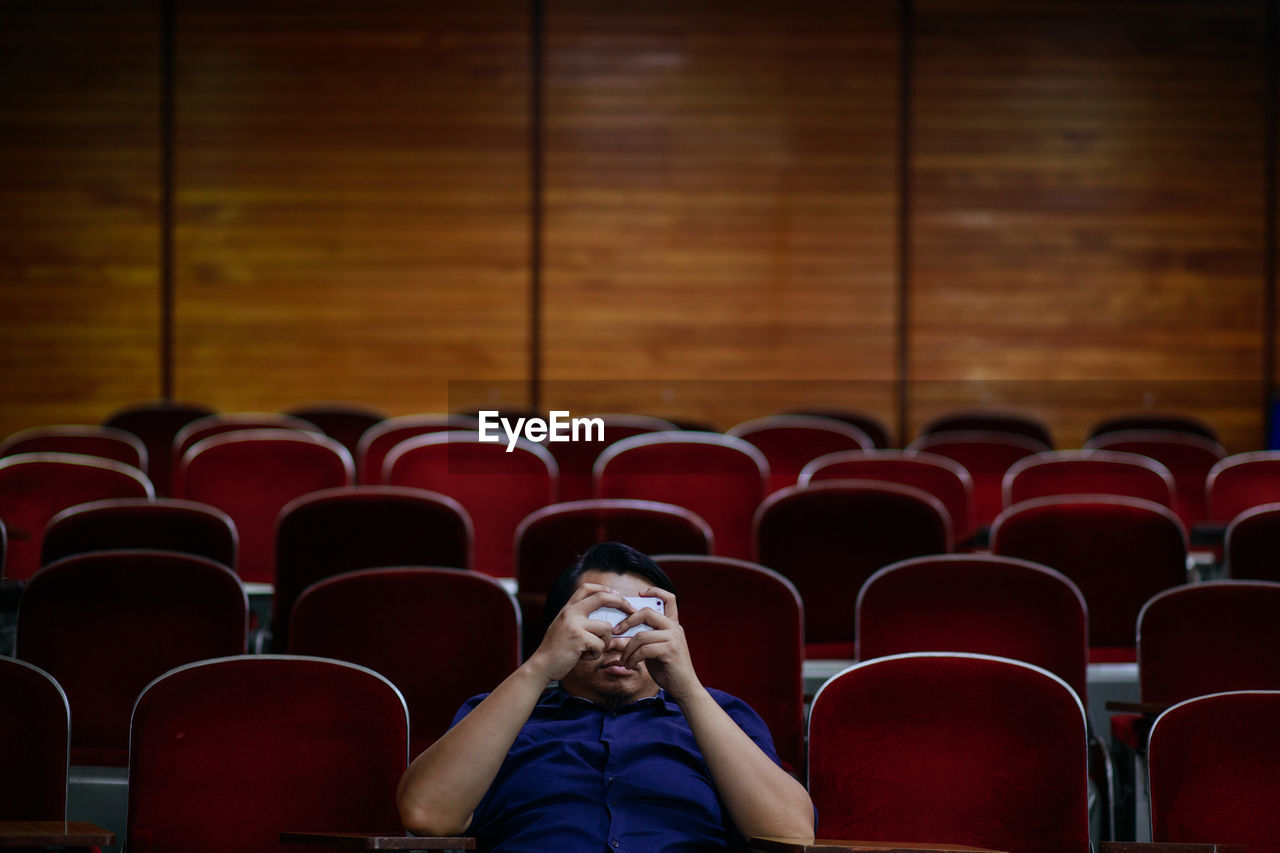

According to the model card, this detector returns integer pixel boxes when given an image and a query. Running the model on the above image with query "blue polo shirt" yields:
[450,687,781,852]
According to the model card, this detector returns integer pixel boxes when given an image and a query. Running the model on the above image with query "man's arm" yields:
[395,583,632,836]
[618,589,816,842]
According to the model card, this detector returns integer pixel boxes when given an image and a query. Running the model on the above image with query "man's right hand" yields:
[525,582,634,683]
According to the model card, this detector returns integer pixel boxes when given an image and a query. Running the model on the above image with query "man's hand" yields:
[613,587,703,701]
[525,582,635,684]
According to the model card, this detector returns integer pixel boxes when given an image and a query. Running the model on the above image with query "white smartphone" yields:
[589,596,665,638]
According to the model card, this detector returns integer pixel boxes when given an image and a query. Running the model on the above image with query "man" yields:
[396,542,815,851]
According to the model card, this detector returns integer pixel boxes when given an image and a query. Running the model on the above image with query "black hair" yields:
[541,541,677,637]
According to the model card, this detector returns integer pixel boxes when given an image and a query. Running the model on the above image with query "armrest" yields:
[750,838,1006,852]
[1099,844,1246,853]
[279,832,475,850]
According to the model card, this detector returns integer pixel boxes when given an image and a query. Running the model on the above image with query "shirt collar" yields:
[543,686,681,714]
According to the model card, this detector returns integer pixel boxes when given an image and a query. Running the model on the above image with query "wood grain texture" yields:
[909,0,1268,452]
[170,0,531,415]
[0,1,161,439]
[539,0,902,430]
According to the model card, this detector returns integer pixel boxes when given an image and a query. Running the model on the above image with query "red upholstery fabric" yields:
[384,432,556,577]
[127,656,407,853]
[515,498,712,654]
[782,408,892,449]
[1084,430,1225,529]
[1207,451,1280,522]
[801,450,976,546]
[655,555,805,774]
[1148,690,1280,852]
[990,496,1187,659]
[0,424,148,471]
[103,400,216,498]
[289,568,519,759]
[287,402,389,459]
[1224,502,1280,580]
[1003,449,1176,510]
[917,409,1054,447]
[175,430,353,584]
[272,485,471,651]
[727,415,873,494]
[905,430,1049,529]
[172,412,321,477]
[41,497,237,570]
[16,550,247,766]
[543,414,677,502]
[0,453,153,581]
[355,413,478,484]
[856,554,1088,702]
[754,480,950,658]
[808,653,1089,853]
[596,433,768,561]
[1137,581,1280,704]
[0,657,68,820]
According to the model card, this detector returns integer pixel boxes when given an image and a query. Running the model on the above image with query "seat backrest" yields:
[1207,451,1280,523]
[916,408,1054,447]
[1224,501,1280,581]
[595,432,769,561]
[17,550,247,766]
[127,655,407,853]
[541,413,678,502]
[1003,449,1176,510]
[272,485,473,651]
[172,412,321,483]
[782,408,892,449]
[384,431,556,577]
[808,652,1089,853]
[41,496,237,569]
[289,567,520,759]
[286,402,390,459]
[1083,430,1226,529]
[104,400,217,498]
[753,480,951,658]
[905,430,1050,528]
[1137,581,1280,704]
[990,495,1188,660]
[1148,690,1280,852]
[727,415,873,494]
[857,554,1088,702]
[0,452,154,581]
[0,657,69,820]
[355,413,479,484]
[1,423,148,470]
[654,555,805,774]
[175,430,354,584]
[800,450,976,546]
[1088,412,1219,443]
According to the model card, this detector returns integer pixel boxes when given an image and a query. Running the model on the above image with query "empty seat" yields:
[0,453,153,581]
[384,431,556,576]
[172,412,321,488]
[103,400,216,498]
[654,555,805,774]
[16,550,247,766]
[782,407,892,449]
[1087,412,1219,443]
[754,480,951,658]
[1206,451,1280,523]
[1002,449,1176,510]
[0,656,69,820]
[286,401,390,459]
[356,413,479,484]
[991,496,1188,662]
[1,424,148,471]
[541,413,677,502]
[916,408,1054,448]
[271,485,472,651]
[726,414,873,494]
[174,430,353,585]
[808,652,1090,853]
[289,567,520,759]
[41,497,237,570]
[127,655,407,853]
[596,432,768,561]
[1083,430,1226,530]
[906,430,1049,531]
[1224,502,1280,581]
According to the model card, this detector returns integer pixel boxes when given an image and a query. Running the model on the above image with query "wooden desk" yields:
[750,839,1005,852]
[280,832,475,849]
[0,821,115,848]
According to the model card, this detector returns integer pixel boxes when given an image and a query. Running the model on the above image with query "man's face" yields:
[558,569,661,707]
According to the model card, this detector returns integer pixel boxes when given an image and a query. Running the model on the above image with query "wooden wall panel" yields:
[910,0,1268,451]
[0,2,161,439]
[540,0,901,430]
[171,0,531,416]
